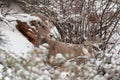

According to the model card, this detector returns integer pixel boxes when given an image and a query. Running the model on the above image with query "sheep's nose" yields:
[50,34,53,38]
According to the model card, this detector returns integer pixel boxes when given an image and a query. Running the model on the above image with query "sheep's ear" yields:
[50,34,53,38]
[45,20,52,28]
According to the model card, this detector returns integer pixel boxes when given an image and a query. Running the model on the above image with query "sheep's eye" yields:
[42,25,46,30]
[50,34,53,38]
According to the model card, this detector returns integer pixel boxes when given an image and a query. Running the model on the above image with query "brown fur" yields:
[31,13,48,22]
[31,13,52,28]
[16,19,51,47]
[16,20,39,47]
[30,20,92,58]
[30,20,51,39]
[42,38,92,59]
[42,37,92,66]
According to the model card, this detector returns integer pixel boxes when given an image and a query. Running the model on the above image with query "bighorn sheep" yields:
[16,18,92,60]
[16,19,51,47]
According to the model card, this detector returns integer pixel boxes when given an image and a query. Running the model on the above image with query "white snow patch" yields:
[94,75,107,80]
[55,53,65,59]
[0,30,34,58]
[5,14,40,23]
[0,13,44,58]
[0,64,4,72]
[59,72,69,79]
[36,75,51,80]
[51,26,61,39]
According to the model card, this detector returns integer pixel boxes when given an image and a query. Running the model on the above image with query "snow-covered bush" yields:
[0,46,120,80]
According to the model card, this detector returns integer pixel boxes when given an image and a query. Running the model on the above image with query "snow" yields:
[0,0,120,80]
[51,26,61,39]
[0,29,34,58]
[55,53,65,59]
[59,72,69,79]
[36,75,51,80]
[93,75,107,80]
[5,13,40,23]
[0,74,2,79]
[0,30,34,57]
[0,13,41,58]
[0,64,4,72]
[4,77,10,80]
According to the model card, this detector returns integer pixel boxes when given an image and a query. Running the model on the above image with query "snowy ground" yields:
[0,1,120,80]
[0,13,40,58]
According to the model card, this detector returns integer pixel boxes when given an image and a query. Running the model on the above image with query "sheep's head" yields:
[16,19,52,47]
[16,20,39,46]
[30,20,52,45]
